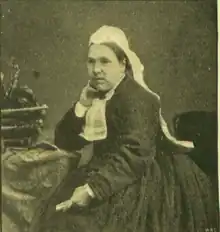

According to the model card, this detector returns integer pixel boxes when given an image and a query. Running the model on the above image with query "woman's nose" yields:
[93,62,102,75]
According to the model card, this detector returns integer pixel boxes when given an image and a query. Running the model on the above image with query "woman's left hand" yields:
[56,185,92,212]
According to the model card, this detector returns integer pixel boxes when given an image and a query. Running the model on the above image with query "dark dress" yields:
[39,76,218,232]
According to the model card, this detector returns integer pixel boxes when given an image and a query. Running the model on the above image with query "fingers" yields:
[79,86,95,107]
[56,199,73,212]
[56,186,92,213]
[83,85,98,97]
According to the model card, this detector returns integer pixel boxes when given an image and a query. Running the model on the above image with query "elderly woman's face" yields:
[87,44,125,92]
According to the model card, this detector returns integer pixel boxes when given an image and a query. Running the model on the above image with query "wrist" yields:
[84,184,95,199]
[74,102,89,117]
[79,100,92,108]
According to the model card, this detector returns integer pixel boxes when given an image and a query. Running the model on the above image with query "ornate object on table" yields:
[1,61,48,149]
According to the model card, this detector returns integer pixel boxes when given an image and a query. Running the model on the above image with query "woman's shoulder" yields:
[109,77,160,123]
[115,77,160,109]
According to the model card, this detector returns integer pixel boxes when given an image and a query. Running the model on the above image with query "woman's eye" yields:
[87,59,95,64]
[100,58,111,64]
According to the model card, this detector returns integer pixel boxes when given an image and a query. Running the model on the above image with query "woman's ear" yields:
[120,59,127,73]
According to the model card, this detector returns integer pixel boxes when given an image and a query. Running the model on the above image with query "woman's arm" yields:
[54,103,91,151]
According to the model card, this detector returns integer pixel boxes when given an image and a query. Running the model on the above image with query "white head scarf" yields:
[87,25,194,149]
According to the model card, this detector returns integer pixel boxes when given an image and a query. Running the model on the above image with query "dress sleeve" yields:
[86,98,159,200]
[54,103,91,151]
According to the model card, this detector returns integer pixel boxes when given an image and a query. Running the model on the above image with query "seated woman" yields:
[36,26,218,232]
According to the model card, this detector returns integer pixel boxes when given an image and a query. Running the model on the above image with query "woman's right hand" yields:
[79,84,98,107]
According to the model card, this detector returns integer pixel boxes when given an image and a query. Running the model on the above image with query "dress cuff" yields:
[74,102,89,118]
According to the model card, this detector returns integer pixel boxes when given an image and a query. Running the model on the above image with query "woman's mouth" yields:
[91,78,106,84]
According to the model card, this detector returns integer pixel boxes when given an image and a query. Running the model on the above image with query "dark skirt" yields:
[35,151,218,232]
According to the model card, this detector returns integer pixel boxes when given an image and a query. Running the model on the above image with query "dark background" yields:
[1,0,217,140]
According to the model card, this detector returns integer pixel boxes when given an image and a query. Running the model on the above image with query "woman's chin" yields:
[94,84,113,92]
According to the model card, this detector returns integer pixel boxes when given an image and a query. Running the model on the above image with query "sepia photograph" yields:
[1,1,218,232]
